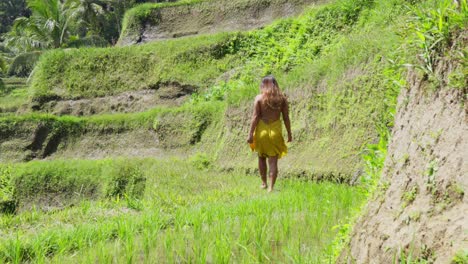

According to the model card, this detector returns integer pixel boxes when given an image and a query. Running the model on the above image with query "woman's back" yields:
[256,94,285,123]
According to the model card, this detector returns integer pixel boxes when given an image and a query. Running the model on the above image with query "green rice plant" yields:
[0,77,30,113]
[104,162,146,199]
[189,152,213,170]
[0,157,366,262]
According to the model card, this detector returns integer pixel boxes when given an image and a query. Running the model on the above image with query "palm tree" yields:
[77,0,104,34]
[0,0,31,35]
[4,0,82,52]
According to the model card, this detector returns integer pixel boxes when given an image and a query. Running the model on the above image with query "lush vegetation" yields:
[0,0,170,78]
[406,0,468,89]
[0,0,30,35]
[0,158,366,263]
[0,0,466,262]
[30,33,240,100]
[2,0,146,52]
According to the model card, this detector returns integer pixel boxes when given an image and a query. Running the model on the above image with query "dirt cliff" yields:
[341,54,468,262]
[118,0,325,45]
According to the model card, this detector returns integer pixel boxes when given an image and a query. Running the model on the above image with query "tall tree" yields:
[77,0,105,34]
[0,0,31,36]
[4,0,82,52]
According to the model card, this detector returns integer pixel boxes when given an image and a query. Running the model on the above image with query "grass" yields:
[0,100,223,145]
[0,77,29,113]
[0,158,366,263]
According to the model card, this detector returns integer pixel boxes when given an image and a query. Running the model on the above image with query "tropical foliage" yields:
[1,0,150,53]
[0,0,30,36]
[3,0,82,52]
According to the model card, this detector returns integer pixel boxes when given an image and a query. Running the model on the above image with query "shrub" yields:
[7,51,41,77]
[189,153,213,170]
[0,159,148,211]
[0,56,7,76]
[65,35,109,48]
[104,162,146,198]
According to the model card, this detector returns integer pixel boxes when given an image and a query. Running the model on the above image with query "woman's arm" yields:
[247,96,261,143]
[282,98,292,142]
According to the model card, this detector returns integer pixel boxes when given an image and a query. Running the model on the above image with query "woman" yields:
[247,75,292,192]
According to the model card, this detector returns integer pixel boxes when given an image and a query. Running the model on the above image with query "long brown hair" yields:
[260,75,286,110]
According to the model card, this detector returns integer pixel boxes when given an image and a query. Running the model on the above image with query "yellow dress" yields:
[249,119,287,158]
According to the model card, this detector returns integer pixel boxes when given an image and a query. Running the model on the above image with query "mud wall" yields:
[341,71,468,262]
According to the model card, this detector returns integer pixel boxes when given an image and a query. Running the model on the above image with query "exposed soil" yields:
[34,82,195,116]
[340,70,468,263]
[119,0,326,45]
[45,129,184,160]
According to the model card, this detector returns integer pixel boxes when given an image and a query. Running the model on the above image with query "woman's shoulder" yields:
[254,94,263,103]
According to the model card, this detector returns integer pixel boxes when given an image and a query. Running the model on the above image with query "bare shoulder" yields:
[254,94,263,105]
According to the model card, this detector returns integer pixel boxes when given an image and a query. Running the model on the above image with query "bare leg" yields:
[267,156,278,192]
[258,156,267,189]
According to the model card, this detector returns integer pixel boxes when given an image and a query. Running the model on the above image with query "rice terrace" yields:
[0,0,466,263]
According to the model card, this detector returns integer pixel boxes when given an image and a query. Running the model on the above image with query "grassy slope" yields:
[194,0,406,176]
[15,0,399,178]
[30,33,240,101]
[0,159,366,263]
[1,0,411,181]
[30,0,377,102]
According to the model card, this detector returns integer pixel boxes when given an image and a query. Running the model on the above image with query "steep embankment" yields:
[343,70,467,264]
[118,0,327,45]
[341,17,467,264]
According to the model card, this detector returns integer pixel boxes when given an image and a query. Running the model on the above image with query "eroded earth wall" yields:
[341,71,468,263]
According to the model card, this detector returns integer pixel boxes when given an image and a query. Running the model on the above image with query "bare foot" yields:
[268,187,273,193]
[260,183,268,189]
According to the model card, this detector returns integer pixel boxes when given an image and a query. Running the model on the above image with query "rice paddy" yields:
[0,159,366,263]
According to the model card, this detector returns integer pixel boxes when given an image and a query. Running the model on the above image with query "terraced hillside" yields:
[0,0,466,262]
[3,0,397,178]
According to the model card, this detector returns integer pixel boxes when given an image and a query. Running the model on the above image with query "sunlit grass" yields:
[0,77,29,113]
[0,159,365,263]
